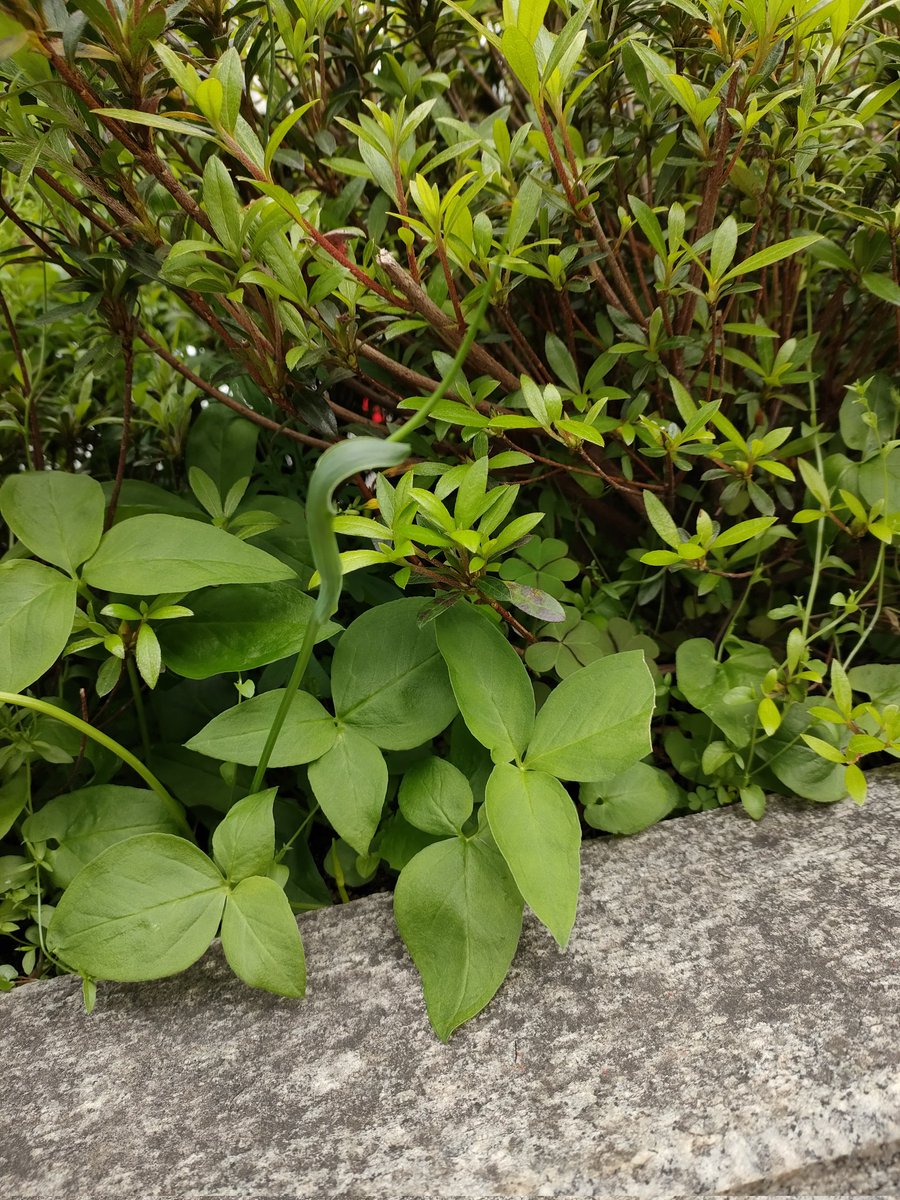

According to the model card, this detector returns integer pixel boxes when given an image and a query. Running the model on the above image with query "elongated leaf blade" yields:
[308,728,387,855]
[485,763,580,947]
[435,604,534,763]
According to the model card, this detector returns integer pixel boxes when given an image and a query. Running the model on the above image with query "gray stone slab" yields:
[2,770,899,1199]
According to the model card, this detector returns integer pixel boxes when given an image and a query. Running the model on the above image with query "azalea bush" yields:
[0,0,898,1038]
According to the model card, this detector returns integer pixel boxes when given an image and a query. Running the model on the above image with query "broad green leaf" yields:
[212,788,277,882]
[221,876,305,998]
[581,762,680,835]
[435,604,534,763]
[394,830,524,1041]
[525,651,654,781]
[21,786,183,888]
[398,756,474,837]
[0,773,29,840]
[157,583,336,679]
[47,834,226,981]
[82,515,293,593]
[332,599,457,749]
[485,763,580,947]
[185,406,260,496]
[756,703,847,803]
[0,560,77,692]
[861,273,900,306]
[307,728,387,855]
[186,690,337,766]
[848,663,900,706]
[0,471,104,574]
[676,638,774,748]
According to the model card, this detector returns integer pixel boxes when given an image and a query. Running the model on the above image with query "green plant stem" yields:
[801,283,826,641]
[385,261,502,445]
[249,619,318,794]
[0,691,188,835]
[275,802,321,863]
[126,657,151,761]
[842,542,886,669]
[250,264,501,795]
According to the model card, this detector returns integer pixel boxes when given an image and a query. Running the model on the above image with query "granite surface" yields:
[1,771,898,1199]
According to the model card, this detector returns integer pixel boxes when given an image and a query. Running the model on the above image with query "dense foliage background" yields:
[0,0,898,1036]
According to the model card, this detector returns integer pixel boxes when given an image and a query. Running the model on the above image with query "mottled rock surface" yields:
[2,771,899,1199]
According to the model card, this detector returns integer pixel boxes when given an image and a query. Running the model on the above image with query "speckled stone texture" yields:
[2,770,899,1200]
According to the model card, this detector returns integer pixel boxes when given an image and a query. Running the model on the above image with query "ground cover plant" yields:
[0,0,898,1039]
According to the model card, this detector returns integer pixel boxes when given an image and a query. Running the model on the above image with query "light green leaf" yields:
[307,728,387,855]
[83,515,293,593]
[435,604,534,763]
[136,622,161,689]
[22,786,183,888]
[723,234,821,280]
[710,216,738,279]
[94,108,216,141]
[332,599,457,749]
[221,876,306,998]
[643,491,680,549]
[485,763,580,947]
[157,583,335,680]
[581,762,680,835]
[394,830,524,1041]
[0,471,105,574]
[47,834,226,981]
[398,756,474,837]
[525,651,654,781]
[210,46,243,133]
[212,788,277,882]
[713,516,776,548]
[0,560,77,693]
[501,26,541,99]
[186,690,337,766]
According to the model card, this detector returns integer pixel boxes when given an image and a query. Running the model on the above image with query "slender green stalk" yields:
[0,691,189,835]
[842,542,886,669]
[385,261,502,445]
[126,657,151,761]
[250,264,501,793]
[801,284,826,641]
